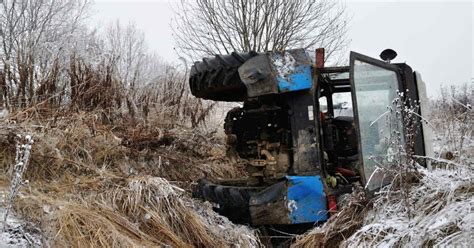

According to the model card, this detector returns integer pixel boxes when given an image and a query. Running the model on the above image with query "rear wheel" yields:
[189,51,259,101]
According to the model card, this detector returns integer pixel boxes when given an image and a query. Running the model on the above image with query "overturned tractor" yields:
[190,49,433,228]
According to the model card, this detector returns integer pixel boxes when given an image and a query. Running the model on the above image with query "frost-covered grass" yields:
[48,176,261,247]
[343,164,472,247]
[340,86,473,247]
[342,87,473,247]
[0,111,256,247]
[0,189,42,248]
[2,135,34,232]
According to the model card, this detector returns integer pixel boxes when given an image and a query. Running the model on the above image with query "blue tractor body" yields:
[285,176,328,224]
[247,175,328,225]
[190,48,430,228]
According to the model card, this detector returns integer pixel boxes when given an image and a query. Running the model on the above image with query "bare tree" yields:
[105,21,147,91]
[0,1,230,127]
[172,0,349,61]
[0,0,89,109]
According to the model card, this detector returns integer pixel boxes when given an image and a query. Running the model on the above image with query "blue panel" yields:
[286,176,328,224]
[276,65,313,92]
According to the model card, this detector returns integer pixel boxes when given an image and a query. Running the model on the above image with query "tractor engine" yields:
[224,99,292,184]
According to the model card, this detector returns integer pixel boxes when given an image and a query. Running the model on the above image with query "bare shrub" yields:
[134,64,216,128]
[430,83,473,161]
[0,0,90,109]
[68,56,123,114]
[0,2,214,128]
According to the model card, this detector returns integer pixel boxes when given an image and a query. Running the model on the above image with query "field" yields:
[0,84,471,247]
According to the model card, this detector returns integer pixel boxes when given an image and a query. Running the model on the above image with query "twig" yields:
[2,134,34,231]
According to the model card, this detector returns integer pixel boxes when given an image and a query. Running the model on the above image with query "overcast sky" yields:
[91,0,473,97]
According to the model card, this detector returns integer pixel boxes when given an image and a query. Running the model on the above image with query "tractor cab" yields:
[190,48,432,227]
[317,50,431,193]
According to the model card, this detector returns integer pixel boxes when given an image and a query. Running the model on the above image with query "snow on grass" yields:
[0,190,42,248]
[0,134,41,247]
[343,164,473,247]
[3,135,34,231]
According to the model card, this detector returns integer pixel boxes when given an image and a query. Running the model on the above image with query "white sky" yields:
[90,0,473,97]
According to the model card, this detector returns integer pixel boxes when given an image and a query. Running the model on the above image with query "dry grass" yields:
[103,177,221,247]
[1,110,242,184]
[14,176,261,247]
[51,202,161,248]
[0,110,259,247]
[102,177,260,247]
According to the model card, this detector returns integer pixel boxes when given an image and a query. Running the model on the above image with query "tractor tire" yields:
[193,179,253,224]
[189,51,259,102]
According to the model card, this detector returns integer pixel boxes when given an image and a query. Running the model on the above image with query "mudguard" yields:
[238,49,313,98]
[249,176,328,225]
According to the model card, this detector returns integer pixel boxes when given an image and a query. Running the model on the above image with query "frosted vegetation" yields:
[0,0,472,247]
[0,0,214,128]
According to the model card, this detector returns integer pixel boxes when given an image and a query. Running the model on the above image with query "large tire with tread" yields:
[189,51,259,102]
[193,179,253,224]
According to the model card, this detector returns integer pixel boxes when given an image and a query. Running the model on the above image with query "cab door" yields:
[349,52,407,192]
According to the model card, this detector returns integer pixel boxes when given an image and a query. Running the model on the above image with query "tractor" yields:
[189,48,433,235]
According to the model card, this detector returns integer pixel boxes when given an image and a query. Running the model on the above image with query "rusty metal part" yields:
[316,48,325,69]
